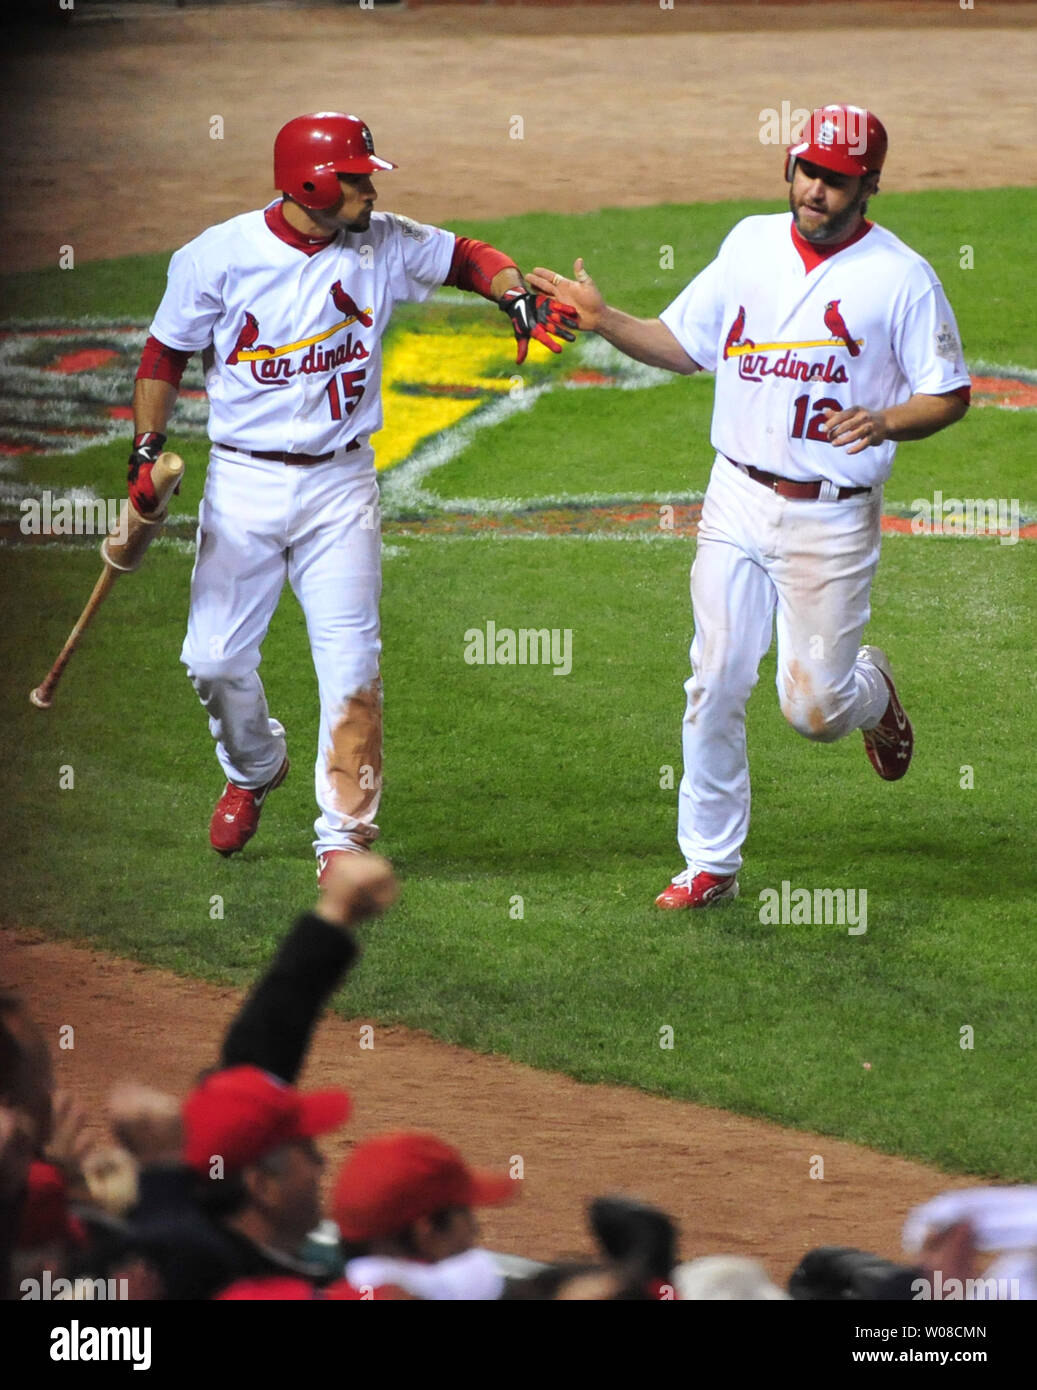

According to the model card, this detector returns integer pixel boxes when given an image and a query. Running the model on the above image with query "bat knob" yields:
[29,686,53,709]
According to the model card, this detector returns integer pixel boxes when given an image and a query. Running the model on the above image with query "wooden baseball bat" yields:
[29,452,185,710]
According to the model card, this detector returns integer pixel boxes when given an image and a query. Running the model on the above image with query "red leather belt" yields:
[215,438,362,464]
[725,455,870,501]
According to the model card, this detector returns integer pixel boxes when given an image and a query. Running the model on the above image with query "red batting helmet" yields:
[785,104,888,182]
[274,112,396,210]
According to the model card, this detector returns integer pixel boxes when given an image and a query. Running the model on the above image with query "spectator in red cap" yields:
[113,1067,352,1300]
[183,1065,349,1259]
[332,1131,518,1300]
[117,853,398,1298]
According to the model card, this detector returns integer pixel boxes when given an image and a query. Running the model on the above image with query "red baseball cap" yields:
[181,1066,351,1174]
[332,1131,517,1241]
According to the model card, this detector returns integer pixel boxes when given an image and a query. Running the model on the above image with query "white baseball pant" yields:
[678,454,891,876]
[181,443,382,855]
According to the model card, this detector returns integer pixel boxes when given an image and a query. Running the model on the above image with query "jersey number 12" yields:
[791,394,841,442]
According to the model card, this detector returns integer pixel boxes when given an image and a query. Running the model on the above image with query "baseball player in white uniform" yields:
[129,112,575,880]
[529,105,970,908]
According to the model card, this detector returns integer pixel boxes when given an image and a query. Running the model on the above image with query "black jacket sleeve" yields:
[219,912,360,1083]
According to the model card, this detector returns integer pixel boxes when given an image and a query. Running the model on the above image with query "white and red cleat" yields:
[859,646,913,781]
[654,869,739,910]
[209,756,290,856]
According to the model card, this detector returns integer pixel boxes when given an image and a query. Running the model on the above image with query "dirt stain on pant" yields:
[327,680,383,819]
[784,658,830,737]
[807,703,827,735]
[783,657,811,705]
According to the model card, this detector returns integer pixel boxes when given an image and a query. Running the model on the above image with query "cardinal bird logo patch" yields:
[723,305,751,361]
[823,300,861,358]
[227,312,260,366]
[330,281,373,328]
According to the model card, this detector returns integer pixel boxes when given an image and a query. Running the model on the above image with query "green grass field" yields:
[2,190,1035,1179]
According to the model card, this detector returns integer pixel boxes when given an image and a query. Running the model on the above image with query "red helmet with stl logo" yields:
[274,112,396,210]
[785,104,888,182]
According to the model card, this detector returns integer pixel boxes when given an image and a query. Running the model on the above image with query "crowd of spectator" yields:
[3,854,1033,1302]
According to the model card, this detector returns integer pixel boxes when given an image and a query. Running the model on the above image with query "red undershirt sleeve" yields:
[136,334,193,389]
[444,236,518,301]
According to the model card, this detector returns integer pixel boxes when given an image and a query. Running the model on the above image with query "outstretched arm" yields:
[527,259,701,376]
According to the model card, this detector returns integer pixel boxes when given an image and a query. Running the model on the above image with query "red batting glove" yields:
[126,431,167,514]
[499,288,578,366]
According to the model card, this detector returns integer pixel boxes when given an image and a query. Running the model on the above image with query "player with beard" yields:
[529,105,970,910]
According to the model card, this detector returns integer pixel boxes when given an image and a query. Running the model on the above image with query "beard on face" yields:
[790,186,867,244]
[307,209,367,237]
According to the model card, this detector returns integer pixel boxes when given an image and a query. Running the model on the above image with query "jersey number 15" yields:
[324,369,367,421]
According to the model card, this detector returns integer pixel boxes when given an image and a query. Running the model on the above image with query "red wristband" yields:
[136,335,192,389]
[445,236,518,301]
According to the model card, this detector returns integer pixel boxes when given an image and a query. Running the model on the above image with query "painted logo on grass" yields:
[1,316,1035,540]
[11,316,1032,463]
[0,313,612,463]
[0,323,210,457]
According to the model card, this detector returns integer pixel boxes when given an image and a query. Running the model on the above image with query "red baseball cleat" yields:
[859,646,913,781]
[209,756,290,856]
[654,869,739,910]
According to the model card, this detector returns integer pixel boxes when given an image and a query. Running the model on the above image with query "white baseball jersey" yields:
[150,205,455,455]
[660,213,970,488]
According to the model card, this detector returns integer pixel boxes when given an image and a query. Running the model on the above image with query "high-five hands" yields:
[527,259,606,333]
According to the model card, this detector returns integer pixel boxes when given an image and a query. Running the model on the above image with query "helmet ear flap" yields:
[292,165,342,212]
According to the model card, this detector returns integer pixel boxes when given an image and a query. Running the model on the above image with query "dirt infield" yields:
[2,3,1036,272]
[3,2,1031,1278]
[0,926,975,1275]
